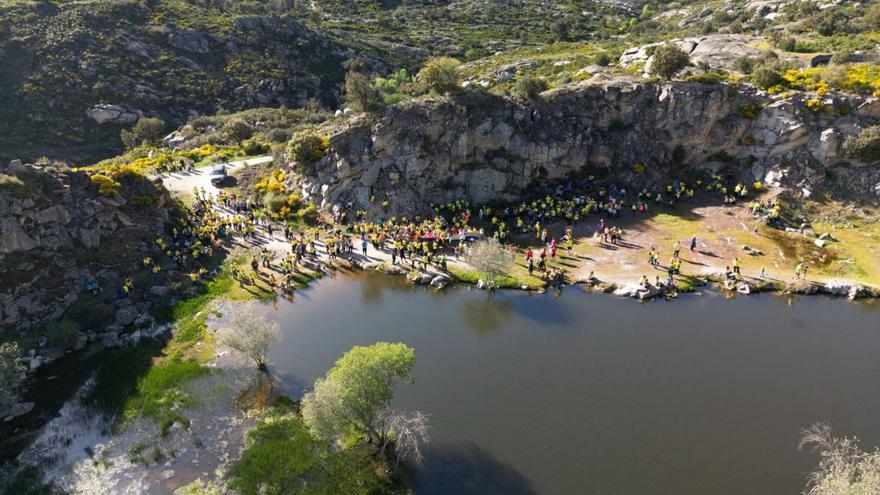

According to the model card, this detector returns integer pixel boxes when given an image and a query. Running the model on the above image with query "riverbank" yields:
[158,160,880,303]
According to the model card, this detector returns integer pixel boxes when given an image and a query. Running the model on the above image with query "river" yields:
[262,271,880,495]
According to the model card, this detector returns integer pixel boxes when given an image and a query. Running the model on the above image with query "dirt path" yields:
[161,162,876,293]
[160,157,462,281]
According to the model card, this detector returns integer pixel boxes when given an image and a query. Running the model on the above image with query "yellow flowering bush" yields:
[806,98,825,112]
[255,170,286,194]
[90,174,121,196]
[781,65,880,96]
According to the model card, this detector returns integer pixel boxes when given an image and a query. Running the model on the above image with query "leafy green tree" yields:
[417,57,462,94]
[120,117,166,150]
[222,118,254,145]
[650,44,691,80]
[302,342,416,453]
[286,130,328,166]
[344,71,379,113]
[515,76,548,101]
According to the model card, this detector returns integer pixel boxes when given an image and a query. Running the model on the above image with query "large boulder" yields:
[114,306,137,326]
[168,28,210,54]
[614,283,662,300]
[86,104,142,125]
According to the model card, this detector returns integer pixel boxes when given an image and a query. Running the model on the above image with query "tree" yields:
[799,422,880,495]
[464,239,516,289]
[0,342,24,401]
[222,118,254,145]
[120,117,166,150]
[751,65,784,89]
[301,342,418,456]
[220,308,280,372]
[386,411,431,467]
[515,76,548,101]
[416,57,462,94]
[286,130,328,166]
[649,43,690,80]
[345,71,379,112]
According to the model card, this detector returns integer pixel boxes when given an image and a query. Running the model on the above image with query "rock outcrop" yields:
[300,78,880,217]
[0,163,172,332]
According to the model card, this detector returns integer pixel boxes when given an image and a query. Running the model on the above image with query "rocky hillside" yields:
[300,77,880,215]
[0,0,391,162]
[0,161,176,350]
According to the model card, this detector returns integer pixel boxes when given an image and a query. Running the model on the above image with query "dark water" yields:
[264,272,880,495]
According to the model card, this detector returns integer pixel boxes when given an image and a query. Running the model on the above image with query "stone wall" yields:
[300,77,880,217]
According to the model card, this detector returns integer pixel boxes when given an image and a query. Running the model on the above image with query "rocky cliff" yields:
[0,162,173,338]
[300,78,880,216]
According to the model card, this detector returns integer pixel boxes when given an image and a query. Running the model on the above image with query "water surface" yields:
[264,272,880,495]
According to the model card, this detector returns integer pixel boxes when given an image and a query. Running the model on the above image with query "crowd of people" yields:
[113,167,807,299]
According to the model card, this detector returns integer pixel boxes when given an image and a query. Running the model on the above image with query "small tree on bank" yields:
[345,70,380,113]
[302,342,429,460]
[799,422,880,495]
[417,57,462,94]
[286,130,328,167]
[221,309,280,372]
[464,238,516,289]
[650,43,691,80]
[120,117,166,150]
[515,75,548,101]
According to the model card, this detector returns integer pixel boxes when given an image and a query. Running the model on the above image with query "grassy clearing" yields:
[228,398,395,495]
[448,264,546,290]
[87,256,277,430]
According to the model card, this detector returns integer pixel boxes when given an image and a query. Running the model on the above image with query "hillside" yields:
[0,0,395,162]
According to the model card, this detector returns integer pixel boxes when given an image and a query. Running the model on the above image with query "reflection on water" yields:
[265,271,880,495]
[461,297,512,336]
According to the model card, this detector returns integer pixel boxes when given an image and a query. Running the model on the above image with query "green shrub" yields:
[344,71,380,112]
[752,66,784,89]
[515,75,548,100]
[46,319,82,350]
[286,131,328,166]
[844,126,880,162]
[120,117,166,150]
[264,192,288,213]
[685,72,724,85]
[64,299,114,329]
[222,118,254,144]
[242,139,268,155]
[649,43,690,80]
[296,204,319,224]
[416,57,462,94]
[593,51,612,67]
